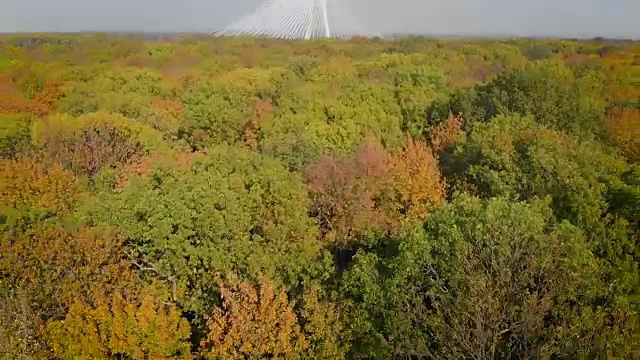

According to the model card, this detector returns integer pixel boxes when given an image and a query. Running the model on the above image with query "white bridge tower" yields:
[303,0,330,39]
[212,0,370,39]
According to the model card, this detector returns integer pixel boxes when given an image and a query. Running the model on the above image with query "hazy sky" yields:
[1,0,638,38]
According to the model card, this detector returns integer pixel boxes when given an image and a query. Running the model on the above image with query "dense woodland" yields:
[0,33,638,359]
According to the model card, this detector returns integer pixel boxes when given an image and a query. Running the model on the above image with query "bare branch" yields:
[129,256,181,306]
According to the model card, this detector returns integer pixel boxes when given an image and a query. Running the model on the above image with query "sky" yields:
[0,0,638,38]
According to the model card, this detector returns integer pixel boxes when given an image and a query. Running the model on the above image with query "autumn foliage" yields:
[200,276,308,359]
[390,136,447,224]
[1,157,78,213]
[243,98,274,149]
[305,138,397,244]
[2,222,190,359]
[33,116,145,178]
[306,136,446,244]
[199,276,349,360]
[429,113,464,153]
[0,91,45,116]
[1,34,638,359]
[1,225,131,317]
[299,284,351,359]
[46,284,192,360]
[605,107,640,161]
[0,73,61,117]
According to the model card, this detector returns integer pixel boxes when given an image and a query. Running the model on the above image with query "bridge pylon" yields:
[212,0,371,40]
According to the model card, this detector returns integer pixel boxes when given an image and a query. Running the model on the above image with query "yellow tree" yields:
[389,136,447,225]
[1,157,79,214]
[200,276,308,359]
[46,283,192,360]
[2,222,192,359]
[1,224,132,319]
[300,284,351,360]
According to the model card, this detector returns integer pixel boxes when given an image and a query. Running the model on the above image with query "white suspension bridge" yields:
[212,0,374,39]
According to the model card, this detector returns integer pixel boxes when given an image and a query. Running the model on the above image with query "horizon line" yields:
[0,31,638,41]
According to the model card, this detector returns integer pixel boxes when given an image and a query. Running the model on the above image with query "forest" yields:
[0,33,638,359]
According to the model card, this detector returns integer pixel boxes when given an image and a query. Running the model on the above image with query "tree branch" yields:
[129,257,181,306]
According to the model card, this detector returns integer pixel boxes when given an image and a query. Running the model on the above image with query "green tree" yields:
[0,113,32,158]
[441,114,639,355]
[429,60,607,137]
[85,145,329,314]
[444,114,624,226]
[343,195,613,358]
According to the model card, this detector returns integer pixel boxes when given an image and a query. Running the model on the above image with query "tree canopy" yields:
[1,34,638,359]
